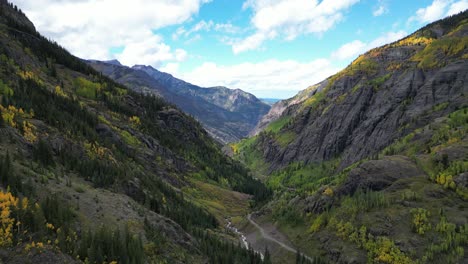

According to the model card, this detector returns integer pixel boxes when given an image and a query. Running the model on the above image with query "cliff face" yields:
[247,11,468,171]
[90,62,270,144]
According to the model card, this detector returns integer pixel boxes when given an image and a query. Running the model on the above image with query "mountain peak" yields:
[104,59,122,66]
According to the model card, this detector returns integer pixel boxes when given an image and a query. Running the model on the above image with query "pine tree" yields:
[0,109,4,128]
[296,250,301,264]
[264,247,272,264]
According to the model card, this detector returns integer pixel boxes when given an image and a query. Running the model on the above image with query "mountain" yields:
[88,61,270,144]
[232,11,468,263]
[0,1,270,263]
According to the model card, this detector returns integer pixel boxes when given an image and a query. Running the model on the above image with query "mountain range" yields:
[88,60,270,144]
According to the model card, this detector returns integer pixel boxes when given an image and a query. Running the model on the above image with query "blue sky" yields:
[13,0,468,98]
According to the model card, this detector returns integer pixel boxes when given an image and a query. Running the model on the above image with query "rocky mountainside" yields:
[245,11,468,172]
[0,1,270,263]
[89,61,270,144]
[232,11,468,263]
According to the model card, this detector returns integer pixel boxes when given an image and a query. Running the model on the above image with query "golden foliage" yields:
[129,115,141,126]
[394,36,434,47]
[0,105,34,128]
[323,187,334,196]
[54,86,67,98]
[0,190,18,247]
[22,121,37,143]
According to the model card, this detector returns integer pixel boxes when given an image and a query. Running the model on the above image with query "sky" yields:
[11,0,468,99]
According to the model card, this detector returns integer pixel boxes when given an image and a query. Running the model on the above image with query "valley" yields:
[0,1,467,264]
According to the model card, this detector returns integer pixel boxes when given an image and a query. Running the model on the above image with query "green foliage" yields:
[40,195,74,228]
[0,79,13,97]
[351,84,362,94]
[410,208,431,235]
[367,73,391,91]
[309,213,327,233]
[272,202,304,226]
[0,151,23,195]
[191,228,265,264]
[423,215,468,263]
[412,36,468,69]
[301,90,326,110]
[33,139,55,167]
[74,77,102,99]
[267,159,340,194]
[11,77,99,141]
[340,189,389,218]
[230,136,270,178]
[432,102,449,112]
[330,221,414,263]
[78,225,144,264]
[382,107,468,158]
[275,131,296,147]
[119,130,140,146]
[265,116,292,133]
[345,55,378,76]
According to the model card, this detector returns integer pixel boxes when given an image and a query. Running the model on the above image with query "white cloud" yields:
[173,20,241,41]
[160,63,180,75]
[409,0,467,24]
[331,40,366,60]
[373,6,386,16]
[234,0,360,53]
[446,0,468,15]
[332,31,407,61]
[177,58,340,98]
[12,0,210,66]
[214,23,240,34]
[373,0,388,17]
[232,31,277,54]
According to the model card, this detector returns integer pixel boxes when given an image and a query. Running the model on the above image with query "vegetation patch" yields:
[265,116,292,133]
[275,131,296,147]
[412,36,468,69]
[74,77,102,99]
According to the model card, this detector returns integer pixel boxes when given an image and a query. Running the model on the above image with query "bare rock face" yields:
[336,156,425,196]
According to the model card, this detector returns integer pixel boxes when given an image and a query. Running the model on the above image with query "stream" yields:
[225,217,264,260]
[226,214,315,263]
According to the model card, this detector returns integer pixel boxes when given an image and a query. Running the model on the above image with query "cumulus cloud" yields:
[446,0,468,15]
[233,0,360,53]
[173,20,240,40]
[332,31,407,61]
[176,58,340,98]
[184,29,406,98]
[409,0,467,24]
[12,0,210,65]
[373,0,388,16]
[331,40,366,60]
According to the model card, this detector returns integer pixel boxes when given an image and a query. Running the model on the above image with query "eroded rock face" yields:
[336,156,425,196]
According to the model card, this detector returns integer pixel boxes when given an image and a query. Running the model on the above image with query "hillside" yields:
[0,1,270,263]
[232,11,468,263]
[89,61,270,144]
